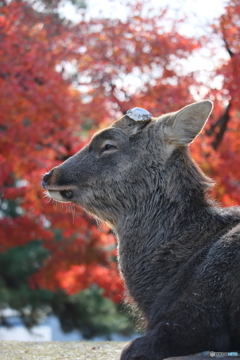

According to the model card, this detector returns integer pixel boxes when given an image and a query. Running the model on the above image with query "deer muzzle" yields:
[42,169,74,202]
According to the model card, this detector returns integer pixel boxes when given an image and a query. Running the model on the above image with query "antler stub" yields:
[126,107,152,122]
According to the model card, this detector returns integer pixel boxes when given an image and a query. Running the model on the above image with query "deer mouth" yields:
[44,185,74,203]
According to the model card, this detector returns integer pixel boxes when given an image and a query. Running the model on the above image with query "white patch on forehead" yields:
[126,107,152,122]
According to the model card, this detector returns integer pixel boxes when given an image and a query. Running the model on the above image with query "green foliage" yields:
[51,287,137,339]
[0,240,51,327]
[0,209,136,337]
[0,241,136,336]
[70,0,87,9]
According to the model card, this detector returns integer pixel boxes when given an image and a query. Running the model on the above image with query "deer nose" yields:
[42,170,54,189]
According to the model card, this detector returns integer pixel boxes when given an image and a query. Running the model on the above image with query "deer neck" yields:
[114,188,214,317]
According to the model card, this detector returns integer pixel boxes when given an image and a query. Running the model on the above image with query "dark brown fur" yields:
[42,101,240,359]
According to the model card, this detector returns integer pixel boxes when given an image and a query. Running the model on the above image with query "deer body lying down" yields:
[42,101,240,360]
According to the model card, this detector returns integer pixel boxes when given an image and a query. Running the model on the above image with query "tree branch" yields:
[223,37,234,58]
[209,102,232,150]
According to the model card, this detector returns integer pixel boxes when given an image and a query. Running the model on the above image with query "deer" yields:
[42,101,240,360]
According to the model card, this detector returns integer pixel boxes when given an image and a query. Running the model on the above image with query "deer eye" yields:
[100,142,118,155]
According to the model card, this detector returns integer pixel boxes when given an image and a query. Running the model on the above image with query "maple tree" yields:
[0,0,239,333]
[190,0,240,206]
[0,0,120,327]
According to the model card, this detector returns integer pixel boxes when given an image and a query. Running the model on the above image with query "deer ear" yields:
[165,100,213,146]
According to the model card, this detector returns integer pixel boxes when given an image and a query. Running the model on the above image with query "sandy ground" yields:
[1,341,238,360]
[0,341,125,360]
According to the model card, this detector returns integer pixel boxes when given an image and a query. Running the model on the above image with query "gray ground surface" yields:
[0,341,125,360]
[1,342,238,360]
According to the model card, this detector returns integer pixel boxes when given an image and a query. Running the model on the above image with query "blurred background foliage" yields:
[0,0,240,339]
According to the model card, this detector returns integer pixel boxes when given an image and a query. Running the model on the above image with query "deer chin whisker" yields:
[43,190,54,203]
